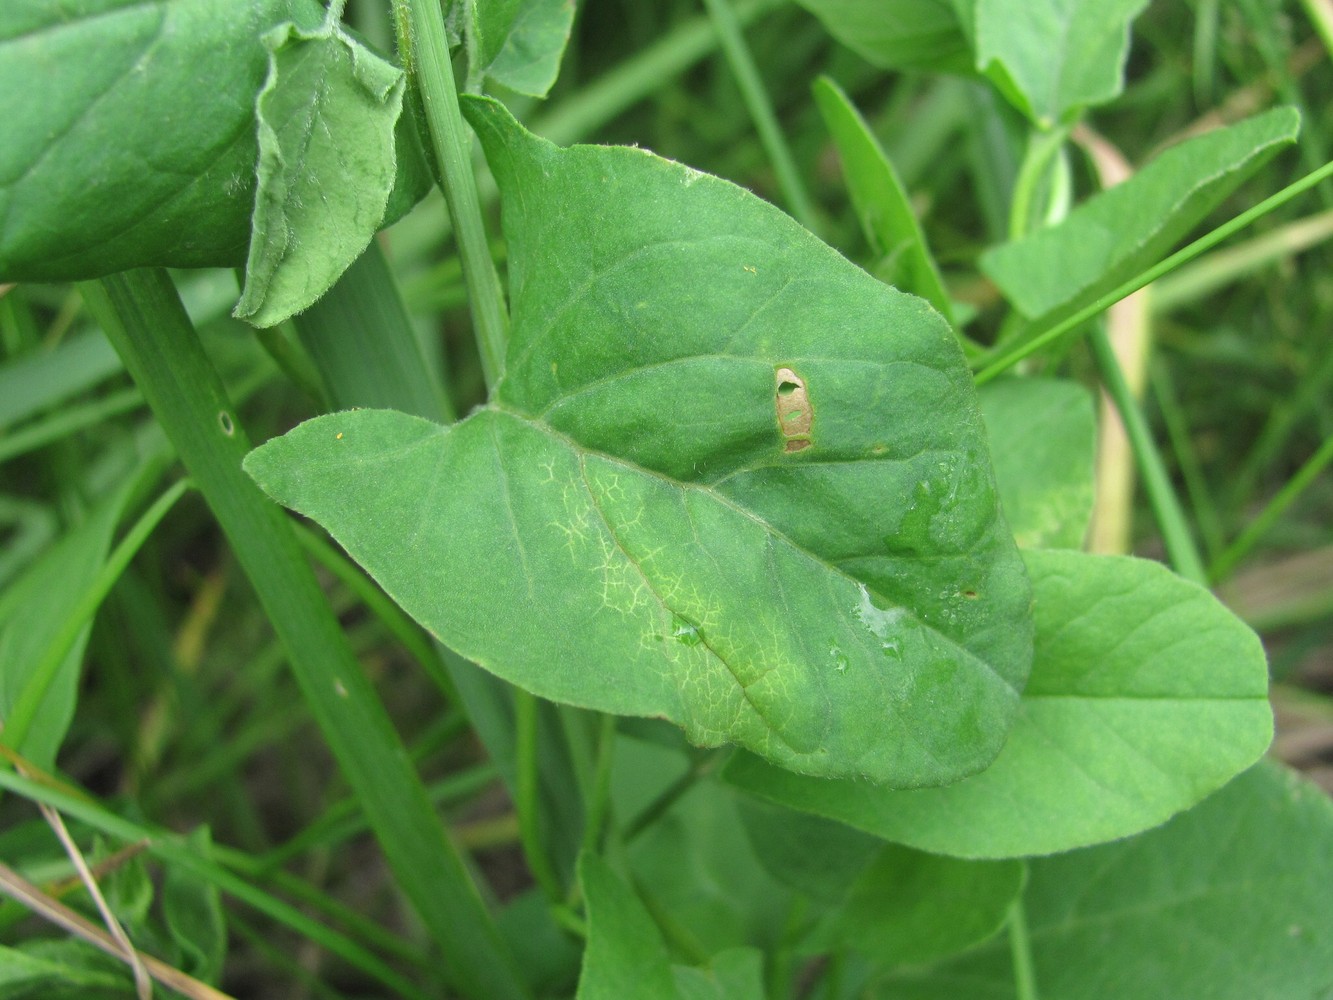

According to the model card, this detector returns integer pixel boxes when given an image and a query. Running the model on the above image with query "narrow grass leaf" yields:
[978,378,1095,549]
[246,98,1034,786]
[981,109,1300,327]
[874,762,1333,999]
[972,0,1149,125]
[813,77,954,322]
[793,0,973,74]
[726,549,1272,857]
[234,9,405,327]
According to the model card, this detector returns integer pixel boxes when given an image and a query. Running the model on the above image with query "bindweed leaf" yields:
[979,378,1095,549]
[726,549,1272,857]
[973,0,1149,125]
[246,99,1032,785]
[474,0,576,98]
[233,8,405,327]
[981,108,1301,327]
[576,853,678,1000]
[874,762,1333,998]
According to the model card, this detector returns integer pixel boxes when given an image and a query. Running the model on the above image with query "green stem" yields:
[701,0,819,231]
[1009,125,1070,241]
[395,0,508,391]
[515,688,564,902]
[578,713,617,863]
[3,477,191,752]
[976,157,1333,384]
[79,269,528,1000]
[1210,433,1333,583]
[1090,327,1208,586]
[1009,900,1040,1000]
[1150,365,1227,561]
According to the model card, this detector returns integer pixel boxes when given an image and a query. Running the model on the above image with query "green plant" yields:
[2,0,1332,997]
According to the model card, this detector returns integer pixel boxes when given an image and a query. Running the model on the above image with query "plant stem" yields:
[1009,900,1040,1000]
[395,0,508,391]
[79,269,528,1000]
[1209,433,1333,583]
[1090,326,1208,586]
[1009,125,1070,241]
[976,156,1333,384]
[701,0,819,231]
[3,477,190,752]
[515,688,564,902]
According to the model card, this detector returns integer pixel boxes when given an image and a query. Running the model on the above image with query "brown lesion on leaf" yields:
[775,366,813,453]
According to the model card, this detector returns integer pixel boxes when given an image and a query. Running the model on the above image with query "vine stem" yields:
[394,0,508,390]
[1009,900,1040,1000]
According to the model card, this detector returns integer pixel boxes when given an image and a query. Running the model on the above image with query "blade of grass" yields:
[79,269,529,1000]
[0,767,432,1000]
[0,388,143,465]
[1089,326,1208,585]
[975,157,1333,384]
[291,240,454,421]
[1209,433,1333,583]
[1150,364,1227,561]
[2,477,191,752]
[701,0,819,231]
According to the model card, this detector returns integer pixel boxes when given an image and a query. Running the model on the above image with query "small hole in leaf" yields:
[218,411,234,436]
[778,381,801,395]
[775,367,813,451]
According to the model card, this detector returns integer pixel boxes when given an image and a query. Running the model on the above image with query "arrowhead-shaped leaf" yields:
[726,549,1273,856]
[245,99,1033,785]
[873,763,1333,999]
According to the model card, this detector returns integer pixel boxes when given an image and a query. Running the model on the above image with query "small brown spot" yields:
[775,367,813,452]
[962,589,978,599]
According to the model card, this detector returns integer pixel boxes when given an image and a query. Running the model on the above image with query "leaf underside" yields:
[246,98,1033,786]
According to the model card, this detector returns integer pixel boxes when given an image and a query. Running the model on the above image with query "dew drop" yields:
[671,613,702,646]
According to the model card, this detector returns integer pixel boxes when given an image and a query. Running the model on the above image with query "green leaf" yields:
[0,469,142,769]
[0,941,127,994]
[162,829,227,983]
[576,852,678,1000]
[0,0,318,280]
[233,8,406,328]
[978,378,1095,549]
[725,549,1272,857]
[476,0,576,98]
[672,949,766,1000]
[812,76,954,323]
[806,845,1025,967]
[981,109,1301,325]
[874,762,1333,999]
[973,0,1149,125]
[793,0,974,74]
[245,98,1033,786]
[738,796,881,903]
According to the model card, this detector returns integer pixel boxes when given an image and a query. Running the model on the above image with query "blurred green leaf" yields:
[793,0,973,74]
[726,549,1272,857]
[981,109,1301,326]
[874,763,1333,998]
[475,0,576,98]
[245,97,1033,786]
[979,378,1095,549]
[672,948,766,1000]
[972,0,1149,125]
[806,845,1024,967]
[162,829,226,983]
[576,852,678,1000]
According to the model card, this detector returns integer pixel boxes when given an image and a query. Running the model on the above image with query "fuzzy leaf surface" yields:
[233,10,405,327]
[246,99,1032,785]
[726,549,1272,856]
[981,108,1301,325]
[874,763,1333,998]
[979,378,1095,549]
[973,0,1149,125]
